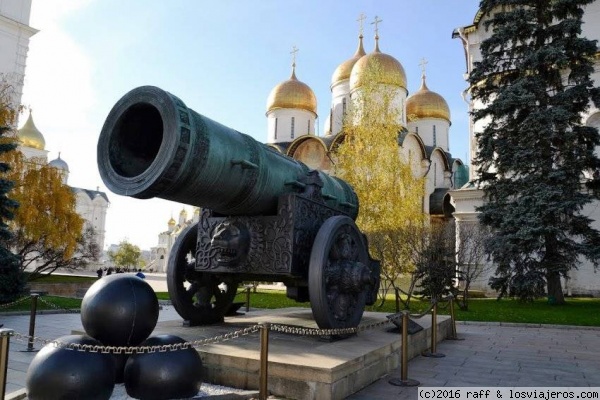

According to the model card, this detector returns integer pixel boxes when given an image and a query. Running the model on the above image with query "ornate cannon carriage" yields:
[97,86,380,330]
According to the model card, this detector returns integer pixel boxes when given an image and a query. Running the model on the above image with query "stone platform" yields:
[150,307,452,400]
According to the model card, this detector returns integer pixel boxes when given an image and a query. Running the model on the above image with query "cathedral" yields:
[149,19,469,273]
[14,111,110,260]
[264,20,468,220]
[149,207,199,273]
[451,2,600,296]
[1,1,109,267]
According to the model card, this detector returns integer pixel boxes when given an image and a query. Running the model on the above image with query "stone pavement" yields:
[1,307,599,399]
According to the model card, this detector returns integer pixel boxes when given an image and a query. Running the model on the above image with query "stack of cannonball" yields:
[26,274,203,400]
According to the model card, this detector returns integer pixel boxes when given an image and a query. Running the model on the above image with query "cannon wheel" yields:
[308,216,370,331]
[167,222,238,325]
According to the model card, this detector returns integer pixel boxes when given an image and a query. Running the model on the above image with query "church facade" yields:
[264,22,467,221]
[2,2,109,269]
[451,2,600,296]
[149,207,199,273]
[15,112,110,261]
[0,0,37,110]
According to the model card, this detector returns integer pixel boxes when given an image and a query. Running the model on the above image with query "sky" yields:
[20,0,480,251]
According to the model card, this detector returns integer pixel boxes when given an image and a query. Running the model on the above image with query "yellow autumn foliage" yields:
[335,60,426,279]
[0,136,83,260]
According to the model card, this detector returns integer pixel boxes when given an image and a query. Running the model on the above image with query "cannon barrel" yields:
[97,86,358,218]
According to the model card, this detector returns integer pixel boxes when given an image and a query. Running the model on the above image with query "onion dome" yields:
[406,74,451,122]
[350,35,407,90]
[17,111,45,150]
[49,152,69,172]
[266,64,317,115]
[168,217,176,227]
[179,208,187,217]
[331,34,366,88]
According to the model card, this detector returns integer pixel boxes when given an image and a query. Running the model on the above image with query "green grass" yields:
[3,288,599,327]
[236,289,600,327]
[26,273,97,284]
[1,296,82,312]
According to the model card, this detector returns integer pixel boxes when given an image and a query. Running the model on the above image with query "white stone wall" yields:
[0,0,36,108]
[266,108,315,143]
[407,119,450,152]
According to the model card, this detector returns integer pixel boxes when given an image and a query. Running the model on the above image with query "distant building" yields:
[16,112,110,262]
[149,207,199,273]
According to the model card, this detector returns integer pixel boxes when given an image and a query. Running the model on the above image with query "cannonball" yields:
[81,274,159,346]
[26,335,115,400]
[124,334,202,400]
[112,353,130,383]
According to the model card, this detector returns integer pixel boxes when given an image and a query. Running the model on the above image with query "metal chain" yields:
[270,317,392,337]
[0,296,30,309]
[11,324,262,354]
[37,296,81,314]
[409,302,436,319]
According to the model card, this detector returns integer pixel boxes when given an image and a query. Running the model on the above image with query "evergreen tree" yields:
[0,125,24,303]
[471,0,600,303]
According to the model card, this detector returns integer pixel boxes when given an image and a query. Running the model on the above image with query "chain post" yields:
[259,322,270,400]
[389,311,419,387]
[245,285,252,313]
[1,329,13,400]
[26,294,39,352]
[422,299,445,358]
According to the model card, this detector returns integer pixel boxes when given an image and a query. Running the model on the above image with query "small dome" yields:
[331,34,366,88]
[168,217,176,226]
[49,153,69,172]
[266,66,317,115]
[406,75,451,122]
[179,208,187,216]
[350,38,407,90]
[17,112,45,150]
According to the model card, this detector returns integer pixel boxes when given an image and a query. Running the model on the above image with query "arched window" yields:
[291,117,295,139]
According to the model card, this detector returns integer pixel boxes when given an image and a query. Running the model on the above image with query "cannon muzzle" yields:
[97,86,358,217]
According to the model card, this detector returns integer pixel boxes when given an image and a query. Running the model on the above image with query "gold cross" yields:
[371,16,383,37]
[290,45,299,66]
[419,57,428,76]
[357,13,366,36]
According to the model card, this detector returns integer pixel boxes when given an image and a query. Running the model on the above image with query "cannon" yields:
[97,86,380,330]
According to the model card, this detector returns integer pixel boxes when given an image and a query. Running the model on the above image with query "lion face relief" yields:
[210,221,250,268]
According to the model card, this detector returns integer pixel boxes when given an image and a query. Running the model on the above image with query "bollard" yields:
[245,286,252,313]
[389,311,419,387]
[422,300,445,358]
[259,322,270,400]
[447,295,464,341]
[25,294,39,352]
[1,328,14,400]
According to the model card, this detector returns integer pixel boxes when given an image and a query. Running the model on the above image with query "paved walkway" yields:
[2,307,599,399]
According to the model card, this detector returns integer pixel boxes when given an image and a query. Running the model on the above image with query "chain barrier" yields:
[7,312,403,354]
[0,296,30,310]
[10,324,262,354]
[37,296,81,314]
[409,301,436,319]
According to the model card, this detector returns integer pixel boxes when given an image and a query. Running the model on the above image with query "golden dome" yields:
[331,34,366,87]
[266,66,317,115]
[17,112,45,150]
[350,38,407,90]
[168,217,176,226]
[406,75,451,122]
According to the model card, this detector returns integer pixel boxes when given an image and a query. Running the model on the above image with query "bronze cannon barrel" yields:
[97,86,358,218]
